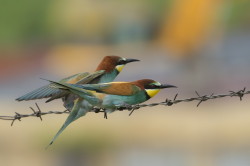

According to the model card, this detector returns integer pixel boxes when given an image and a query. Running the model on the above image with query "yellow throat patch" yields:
[116,64,125,72]
[145,89,160,98]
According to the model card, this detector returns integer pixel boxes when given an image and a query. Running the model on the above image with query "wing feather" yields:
[16,71,105,101]
[71,82,141,96]
[16,85,61,101]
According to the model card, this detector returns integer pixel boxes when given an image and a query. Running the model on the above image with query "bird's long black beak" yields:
[125,58,140,64]
[160,84,177,89]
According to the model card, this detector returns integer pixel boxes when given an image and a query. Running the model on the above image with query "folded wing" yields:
[66,82,141,96]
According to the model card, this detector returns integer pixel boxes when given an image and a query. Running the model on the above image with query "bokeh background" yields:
[1,0,250,166]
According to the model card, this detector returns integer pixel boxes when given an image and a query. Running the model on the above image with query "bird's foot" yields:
[116,103,133,110]
[104,111,108,119]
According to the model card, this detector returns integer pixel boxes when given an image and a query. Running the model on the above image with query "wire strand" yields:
[1,88,249,126]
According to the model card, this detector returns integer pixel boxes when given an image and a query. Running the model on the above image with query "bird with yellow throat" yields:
[44,78,177,147]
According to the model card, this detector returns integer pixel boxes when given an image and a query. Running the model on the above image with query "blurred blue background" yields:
[0,0,250,166]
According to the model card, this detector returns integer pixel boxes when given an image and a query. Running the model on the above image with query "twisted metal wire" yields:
[0,88,249,126]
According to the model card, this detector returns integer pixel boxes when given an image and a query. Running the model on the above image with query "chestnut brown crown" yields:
[95,56,139,73]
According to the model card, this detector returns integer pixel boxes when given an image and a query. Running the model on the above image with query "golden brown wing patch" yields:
[100,82,140,96]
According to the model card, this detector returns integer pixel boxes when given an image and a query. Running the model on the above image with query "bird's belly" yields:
[102,92,147,108]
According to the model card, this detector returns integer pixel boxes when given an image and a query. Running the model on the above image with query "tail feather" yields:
[16,85,61,101]
[41,79,93,97]
[42,78,101,106]
[46,99,89,149]
[46,120,73,149]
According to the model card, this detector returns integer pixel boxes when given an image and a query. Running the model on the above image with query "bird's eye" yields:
[150,84,157,88]
[145,84,157,89]
[118,60,126,65]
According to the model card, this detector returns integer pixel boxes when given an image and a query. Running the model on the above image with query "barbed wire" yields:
[0,88,249,126]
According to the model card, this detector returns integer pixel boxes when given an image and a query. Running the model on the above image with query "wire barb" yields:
[0,88,249,125]
[29,103,43,121]
[165,93,178,106]
[229,87,246,101]
[11,112,22,126]
[128,105,140,116]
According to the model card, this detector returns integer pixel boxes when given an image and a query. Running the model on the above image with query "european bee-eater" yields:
[16,56,139,147]
[42,78,176,147]
[44,78,176,146]
[16,56,139,108]
[46,79,177,113]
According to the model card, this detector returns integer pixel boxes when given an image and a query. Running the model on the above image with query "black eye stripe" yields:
[145,84,158,89]
[117,60,126,65]
[151,85,157,88]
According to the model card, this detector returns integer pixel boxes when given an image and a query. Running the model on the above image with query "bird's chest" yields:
[98,70,118,83]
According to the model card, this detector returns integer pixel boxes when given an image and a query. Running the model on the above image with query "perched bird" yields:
[16,56,139,147]
[16,56,140,109]
[42,78,176,147]
[46,79,177,113]
[44,78,176,147]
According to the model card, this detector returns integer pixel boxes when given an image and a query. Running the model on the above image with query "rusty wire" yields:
[0,88,249,126]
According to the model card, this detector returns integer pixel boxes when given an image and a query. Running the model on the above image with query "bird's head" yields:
[95,56,140,73]
[133,79,177,98]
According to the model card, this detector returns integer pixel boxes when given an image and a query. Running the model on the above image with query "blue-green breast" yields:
[102,90,148,108]
[92,70,119,84]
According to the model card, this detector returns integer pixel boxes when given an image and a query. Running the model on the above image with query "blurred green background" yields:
[1,0,250,166]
